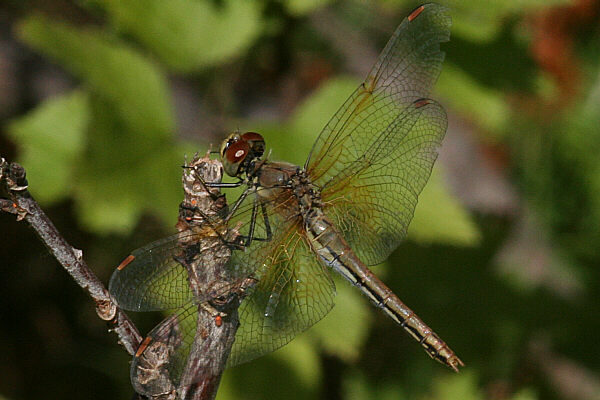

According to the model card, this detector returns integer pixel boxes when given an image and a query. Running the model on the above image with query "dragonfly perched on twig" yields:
[114,154,256,398]
[110,3,462,396]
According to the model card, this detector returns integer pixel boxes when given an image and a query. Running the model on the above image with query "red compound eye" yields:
[240,131,264,142]
[225,140,249,163]
[223,139,250,177]
[241,132,265,159]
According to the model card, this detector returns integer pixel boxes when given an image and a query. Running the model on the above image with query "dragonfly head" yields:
[220,132,266,177]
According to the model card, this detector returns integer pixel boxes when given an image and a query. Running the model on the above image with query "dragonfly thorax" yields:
[253,161,323,219]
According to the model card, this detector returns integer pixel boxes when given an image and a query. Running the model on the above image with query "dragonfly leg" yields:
[241,195,259,247]
[203,179,244,189]
[217,187,253,249]
[224,186,252,223]
[260,201,273,241]
[197,177,274,248]
[238,197,273,247]
[190,173,243,200]
[217,187,260,249]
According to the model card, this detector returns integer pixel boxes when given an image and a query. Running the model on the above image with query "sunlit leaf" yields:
[100,0,263,72]
[271,336,322,387]
[218,337,320,400]
[409,166,480,246]
[343,369,407,400]
[511,389,538,400]
[289,77,359,147]
[73,96,183,234]
[437,63,509,139]
[18,15,174,137]
[284,0,332,16]
[255,77,360,167]
[6,91,89,204]
[309,275,372,363]
[422,371,482,400]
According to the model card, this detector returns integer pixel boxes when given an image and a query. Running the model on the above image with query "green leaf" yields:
[437,63,510,138]
[17,15,174,137]
[284,0,332,16]
[6,91,89,204]
[344,370,407,400]
[385,0,568,42]
[218,336,320,400]
[511,389,538,400]
[16,14,183,233]
[309,275,372,363]
[437,0,570,42]
[256,77,358,166]
[100,0,263,72]
[73,96,182,234]
[424,371,482,400]
[289,77,359,145]
[243,77,359,168]
[270,336,322,387]
[425,373,537,400]
[409,166,480,246]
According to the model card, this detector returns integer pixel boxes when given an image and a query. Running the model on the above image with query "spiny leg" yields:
[238,196,273,247]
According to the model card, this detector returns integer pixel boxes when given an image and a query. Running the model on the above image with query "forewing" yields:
[305,3,451,265]
[109,234,194,311]
[226,222,336,367]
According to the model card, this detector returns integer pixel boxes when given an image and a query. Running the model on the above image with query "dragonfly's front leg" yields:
[238,196,273,247]
[202,177,274,248]
[260,201,273,241]
[190,172,243,201]
[202,176,244,189]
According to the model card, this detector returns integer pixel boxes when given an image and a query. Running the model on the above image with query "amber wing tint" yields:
[305,3,450,265]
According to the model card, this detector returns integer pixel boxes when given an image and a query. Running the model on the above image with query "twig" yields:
[175,154,243,400]
[0,157,142,354]
[128,154,251,400]
[1,154,247,400]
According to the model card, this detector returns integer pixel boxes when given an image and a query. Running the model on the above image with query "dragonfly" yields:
[110,3,462,395]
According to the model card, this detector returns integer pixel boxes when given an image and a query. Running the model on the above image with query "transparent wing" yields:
[109,234,194,311]
[226,213,336,367]
[305,3,451,265]
[130,301,199,396]
[320,100,447,266]
[108,182,307,313]
[129,196,336,394]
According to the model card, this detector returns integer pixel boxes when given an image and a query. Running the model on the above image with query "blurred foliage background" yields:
[1,0,599,399]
